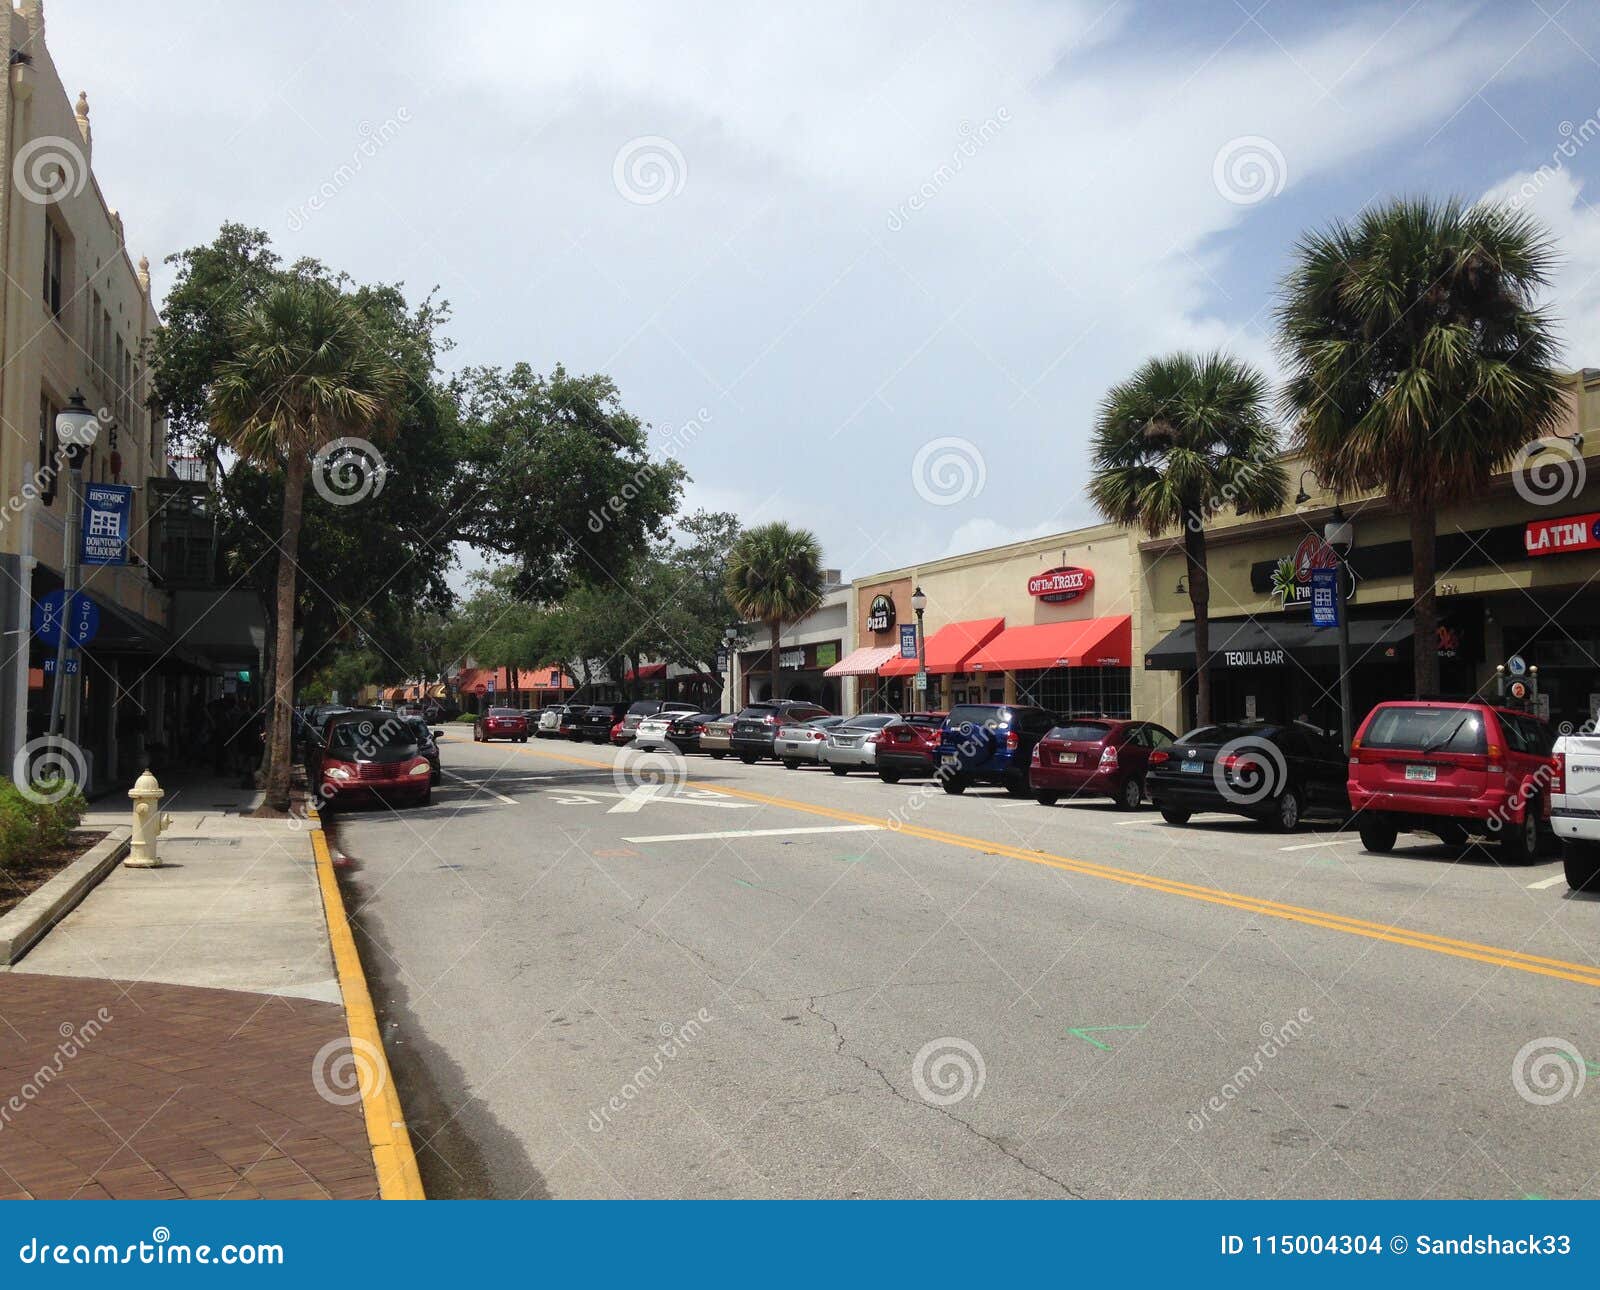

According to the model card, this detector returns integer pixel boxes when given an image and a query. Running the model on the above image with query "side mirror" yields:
[431,729,444,738]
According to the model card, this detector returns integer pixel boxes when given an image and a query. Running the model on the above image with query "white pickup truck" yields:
[1549,731,1600,892]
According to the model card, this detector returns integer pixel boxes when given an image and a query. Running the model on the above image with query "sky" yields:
[47,0,1600,587]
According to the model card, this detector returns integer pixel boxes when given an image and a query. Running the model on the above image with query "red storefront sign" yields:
[1026,566,1094,603]
[1525,512,1600,557]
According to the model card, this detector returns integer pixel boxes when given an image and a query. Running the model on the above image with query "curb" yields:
[0,827,131,965]
[307,818,425,1199]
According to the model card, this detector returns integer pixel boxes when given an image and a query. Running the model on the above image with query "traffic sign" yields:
[41,657,80,675]
[1507,654,1528,677]
[31,591,98,647]
[914,670,928,691]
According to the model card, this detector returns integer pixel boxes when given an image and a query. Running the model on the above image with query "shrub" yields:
[0,776,88,867]
[454,713,478,723]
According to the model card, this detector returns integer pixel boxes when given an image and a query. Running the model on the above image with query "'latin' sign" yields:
[1525,512,1600,557]
[1027,566,1093,603]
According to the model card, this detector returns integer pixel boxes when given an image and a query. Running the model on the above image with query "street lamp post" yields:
[910,585,928,708]
[1325,505,1356,751]
[47,392,101,747]
[723,625,738,708]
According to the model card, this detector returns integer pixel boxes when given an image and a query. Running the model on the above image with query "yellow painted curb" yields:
[507,742,1600,990]
[309,820,426,1199]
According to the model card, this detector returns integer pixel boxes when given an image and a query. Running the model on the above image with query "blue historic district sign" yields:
[899,623,918,658]
[81,482,133,565]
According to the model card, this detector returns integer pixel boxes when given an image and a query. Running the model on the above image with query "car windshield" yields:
[843,715,896,729]
[405,718,432,741]
[1180,723,1283,745]
[327,718,417,754]
[1049,722,1113,742]
[1361,706,1487,754]
[946,705,1008,729]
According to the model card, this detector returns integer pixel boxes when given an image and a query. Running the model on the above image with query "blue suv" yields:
[935,703,1057,797]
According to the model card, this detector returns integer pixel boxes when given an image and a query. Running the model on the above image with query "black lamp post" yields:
[910,585,928,708]
[47,392,101,745]
[1324,504,1356,750]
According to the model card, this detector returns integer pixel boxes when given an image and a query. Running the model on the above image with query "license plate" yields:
[941,754,959,768]
[1057,752,1078,764]
[1405,764,1437,782]
[1181,760,1203,774]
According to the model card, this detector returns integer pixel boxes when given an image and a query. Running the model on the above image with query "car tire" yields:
[1116,777,1142,812]
[1563,842,1600,892]
[783,759,799,770]
[740,754,758,765]
[1159,806,1190,826]
[942,777,967,795]
[1433,822,1468,847]
[416,787,431,808]
[1267,787,1301,832]
[710,752,726,760]
[431,770,441,786]
[1036,791,1059,807]
[1358,816,1398,853]
[879,770,901,784]
[831,765,849,777]
[1500,807,1540,865]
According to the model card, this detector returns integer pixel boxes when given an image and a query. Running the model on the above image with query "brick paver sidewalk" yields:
[0,974,377,1199]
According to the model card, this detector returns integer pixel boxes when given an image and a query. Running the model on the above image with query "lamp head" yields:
[910,585,927,614]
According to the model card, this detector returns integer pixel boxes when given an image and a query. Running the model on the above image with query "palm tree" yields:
[1088,352,1287,727]
[724,522,824,704]
[209,280,404,812]
[1278,196,1564,697]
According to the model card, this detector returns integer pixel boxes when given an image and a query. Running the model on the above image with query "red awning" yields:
[824,644,900,677]
[879,617,1005,676]
[967,615,1132,671]
[624,663,668,682]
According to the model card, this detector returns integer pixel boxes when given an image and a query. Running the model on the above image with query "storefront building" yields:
[1139,369,1600,734]
[728,582,848,712]
[844,522,1144,717]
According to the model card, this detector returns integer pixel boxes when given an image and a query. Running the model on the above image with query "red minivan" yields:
[1347,700,1556,862]
[1029,718,1177,811]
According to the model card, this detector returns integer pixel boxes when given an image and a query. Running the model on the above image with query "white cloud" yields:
[1485,166,1600,364]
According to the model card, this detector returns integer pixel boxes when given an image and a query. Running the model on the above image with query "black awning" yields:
[1143,614,1413,671]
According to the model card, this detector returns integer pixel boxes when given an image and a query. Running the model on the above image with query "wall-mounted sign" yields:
[1270,534,1352,609]
[81,483,133,566]
[899,623,918,659]
[866,594,897,633]
[779,647,807,670]
[1525,512,1600,557]
[1220,648,1287,668]
[1027,566,1093,603]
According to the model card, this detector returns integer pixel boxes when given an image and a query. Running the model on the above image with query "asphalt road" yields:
[329,726,1600,1200]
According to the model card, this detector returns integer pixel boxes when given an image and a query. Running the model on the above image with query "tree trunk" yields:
[263,451,307,814]
[1411,505,1439,698]
[768,620,781,703]
[1184,519,1212,728]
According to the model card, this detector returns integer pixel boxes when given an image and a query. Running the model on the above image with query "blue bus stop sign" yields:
[32,590,99,648]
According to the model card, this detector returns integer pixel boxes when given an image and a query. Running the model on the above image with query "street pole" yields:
[47,394,100,743]
[1325,507,1355,751]
[911,585,928,712]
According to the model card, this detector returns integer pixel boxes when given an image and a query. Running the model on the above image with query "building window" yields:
[1013,667,1132,719]
[38,394,59,504]
[42,222,63,320]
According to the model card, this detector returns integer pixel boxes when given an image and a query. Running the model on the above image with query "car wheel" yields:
[879,770,901,784]
[740,754,758,765]
[1036,791,1059,807]
[1431,821,1468,847]
[1159,806,1190,826]
[431,770,441,786]
[710,751,726,760]
[782,759,799,770]
[941,777,967,795]
[1267,787,1301,832]
[1358,816,1398,853]
[1116,777,1142,812]
[518,735,528,744]
[1563,842,1600,892]
[831,765,849,777]
[415,787,431,808]
[1500,807,1540,865]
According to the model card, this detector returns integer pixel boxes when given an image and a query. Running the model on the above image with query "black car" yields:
[555,703,588,741]
[402,716,445,785]
[575,702,630,743]
[730,700,832,763]
[667,710,724,754]
[933,704,1057,796]
[1146,721,1349,831]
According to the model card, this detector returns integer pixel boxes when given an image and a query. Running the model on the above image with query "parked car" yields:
[536,705,570,738]
[620,699,698,740]
[575,702,630,743]
[1147,721,1348,831]
[474,707,530,743]
[700,715,736,759]
[1549,728,1600,890]
[667,711,725,755]
[402,716,445,785]
[1347,701,1556,862]
[774,717,848,768]
[557,704,588,741]
[632,711,677,750]
[396,703,424,721]
[730,700,832,763]
[1030,718,1177,811]
[934,703,1057,796]
[874,712,948,783]
[610,718,629,746]
[821,714,901,775]
[308,710,433,811]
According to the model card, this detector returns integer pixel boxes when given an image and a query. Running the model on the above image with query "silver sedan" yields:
[821,714,901,775]
[774,717,847,767]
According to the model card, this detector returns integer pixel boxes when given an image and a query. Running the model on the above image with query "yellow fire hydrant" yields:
[126,768,172,868]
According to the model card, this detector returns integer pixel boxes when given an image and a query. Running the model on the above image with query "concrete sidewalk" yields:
[0,773,381,1199]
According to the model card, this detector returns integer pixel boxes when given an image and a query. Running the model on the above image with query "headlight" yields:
[325,766,352,781]
[408,760,431,776]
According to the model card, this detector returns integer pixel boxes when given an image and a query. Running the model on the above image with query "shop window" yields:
[1014,667,1132,719]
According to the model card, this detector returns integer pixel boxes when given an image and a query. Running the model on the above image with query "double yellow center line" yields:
[504,741,1600,989]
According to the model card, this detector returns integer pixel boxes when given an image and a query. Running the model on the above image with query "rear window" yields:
[488,707,519,717]
[737,706,776,719]
[843,715,897,729]
[947,705,1008,728]
[626,702,659,716]
[1361,706,1486,754]
[1181,723,1284,745]
[1048,722,1112,742]
[905,714,945,727]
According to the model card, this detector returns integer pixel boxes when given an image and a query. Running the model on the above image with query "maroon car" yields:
[873,712,948,783]
[1029,718,1176,810]
[474,706,530,743]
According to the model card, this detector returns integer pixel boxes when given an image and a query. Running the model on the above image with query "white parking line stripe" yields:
[442,770,517,805]
[1278,838,1359,852]
[623,825,883,844]
[1527,873,1568,890]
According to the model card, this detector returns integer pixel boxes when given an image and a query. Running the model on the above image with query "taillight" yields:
[692,723,706,734]
[1005,730,1019,752]
[1149,750,1169,765]
[1099,745,1119,767]
[1550,752,1566,795]
[1030,745,1042,764]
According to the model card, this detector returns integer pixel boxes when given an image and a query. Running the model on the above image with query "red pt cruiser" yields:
[1029,718,1177,811]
